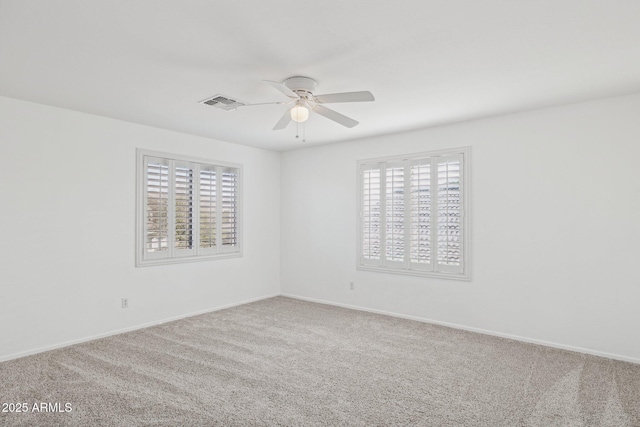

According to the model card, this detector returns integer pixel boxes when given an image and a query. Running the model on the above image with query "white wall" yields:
[0,96,280,360]
[281,93,640,362]
[3,92,640,364]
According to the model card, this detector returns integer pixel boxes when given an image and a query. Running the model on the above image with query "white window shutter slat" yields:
[410,160,432,271]
[220,167,239,252]
[361,165,381,265]
[385,163,405,267]
[199,166,217,254]
[144,157,169,259]
[436,154,463,273]
[174,163,195,256]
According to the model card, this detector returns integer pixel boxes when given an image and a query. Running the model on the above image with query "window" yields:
[136,149,241,266]
[358,147,470,279]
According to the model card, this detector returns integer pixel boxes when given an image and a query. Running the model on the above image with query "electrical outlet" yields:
[122,298,129,309]
[349,281,355,290]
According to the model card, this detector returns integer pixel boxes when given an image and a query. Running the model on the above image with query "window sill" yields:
[136,251,242,267]
[357,265,471,281]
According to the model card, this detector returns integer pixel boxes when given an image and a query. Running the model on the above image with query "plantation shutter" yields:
[137,150,241,266]
[361,164,381,265]
[220,167,239,252]
[199,166,217,254]
[358,149,467,277]
[409,159,432,271]
[174,162,195,256]
[144,157,170,260]
[385,162,406,268]
[436,154,463,273]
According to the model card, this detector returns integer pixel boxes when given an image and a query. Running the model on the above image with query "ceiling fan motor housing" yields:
[283,76,317,97]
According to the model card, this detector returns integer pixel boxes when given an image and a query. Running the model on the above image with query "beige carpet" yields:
[1,296,638,426]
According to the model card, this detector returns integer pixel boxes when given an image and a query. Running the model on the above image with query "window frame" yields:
[136,149,242,267]
[356,147,471,280]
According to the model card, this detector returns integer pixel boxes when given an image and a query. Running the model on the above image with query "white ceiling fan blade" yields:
[314,91,375,104]
[273,109,292,130]
[313,105,359,128]
[237,101,287,108]
[262,80,300,99]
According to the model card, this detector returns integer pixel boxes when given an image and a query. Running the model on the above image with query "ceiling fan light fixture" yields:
[290,104,309,123]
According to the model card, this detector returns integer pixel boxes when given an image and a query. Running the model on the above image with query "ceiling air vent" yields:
[199,94,247,111]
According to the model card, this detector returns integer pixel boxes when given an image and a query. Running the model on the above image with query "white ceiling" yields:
[2,1,640,151]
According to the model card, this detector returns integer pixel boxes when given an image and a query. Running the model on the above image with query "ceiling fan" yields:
[258,76,375,130]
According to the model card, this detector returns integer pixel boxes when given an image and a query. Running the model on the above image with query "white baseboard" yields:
[0,293,279,363]
[281,293,640,365]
